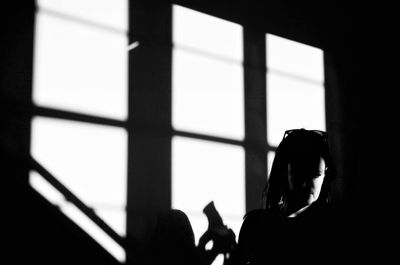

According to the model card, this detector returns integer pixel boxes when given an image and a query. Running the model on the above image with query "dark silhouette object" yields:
[233,128,339,264]
[146,205,237,265]
[199,201,237,265]
[145,209,197,265]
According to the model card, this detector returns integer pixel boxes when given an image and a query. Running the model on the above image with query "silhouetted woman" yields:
[232,129,338,265]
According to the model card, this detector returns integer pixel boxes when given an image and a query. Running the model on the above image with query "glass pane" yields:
[29,171,126,262]
[38,0,128,31]
[173,5,242,61]
[33,12,128,120]
[172,49,244,139]
[267,73,325,146]
[266,34,324,83]
[30,116,128,236]
[172,136,245,243]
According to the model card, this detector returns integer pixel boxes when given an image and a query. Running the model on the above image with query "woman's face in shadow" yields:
[287,157,326,207]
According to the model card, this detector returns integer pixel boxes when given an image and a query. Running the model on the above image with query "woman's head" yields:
[262,129,336,215]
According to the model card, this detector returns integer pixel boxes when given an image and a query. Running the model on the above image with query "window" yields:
[31,0,128,262]
[34,0,128,119]
[172,5,245,252]
[172,9,326,262]
[29,3,327,264]
[172,5,244,140]
[266,33,325,176]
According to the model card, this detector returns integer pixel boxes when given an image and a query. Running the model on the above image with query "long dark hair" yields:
[262,129,336,213]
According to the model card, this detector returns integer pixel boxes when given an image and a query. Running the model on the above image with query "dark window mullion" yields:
[172,129,243,147]
[126,2,172,254]
[244,27,268,213]
[32,105,127,128]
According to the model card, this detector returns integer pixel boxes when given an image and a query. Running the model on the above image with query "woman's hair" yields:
[262,129,336,213]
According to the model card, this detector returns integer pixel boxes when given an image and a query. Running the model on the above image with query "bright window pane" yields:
[267,73,325,146]
[30,116,128,236]
[173,5,242,61]
[173,49,244,139]
[266,34,324,83]
[172,136,245,243]
[33,12,128,120]
[38,0,128,31]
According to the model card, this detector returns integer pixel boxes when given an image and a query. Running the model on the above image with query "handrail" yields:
[29,156,127,250]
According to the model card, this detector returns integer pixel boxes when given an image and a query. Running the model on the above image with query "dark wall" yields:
[1,2,34,183]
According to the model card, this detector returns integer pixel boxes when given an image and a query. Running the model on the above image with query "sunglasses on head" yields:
[283,128,327,141]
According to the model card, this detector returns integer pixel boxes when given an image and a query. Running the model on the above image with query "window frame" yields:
[29,3,328,262]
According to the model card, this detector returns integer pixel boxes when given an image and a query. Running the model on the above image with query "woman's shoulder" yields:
[243,209,267,220]
[241,208,283,229]
[237,209,284,254]
[244,208,281,219]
